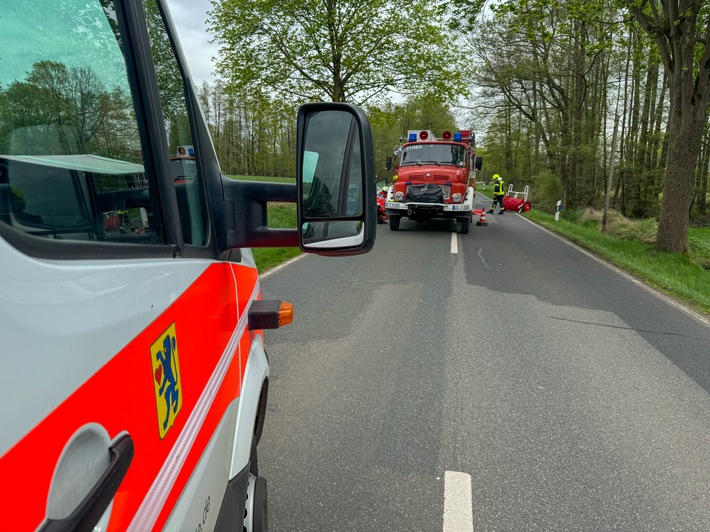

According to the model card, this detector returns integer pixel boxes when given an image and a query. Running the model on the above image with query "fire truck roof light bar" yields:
[408,133,417,142]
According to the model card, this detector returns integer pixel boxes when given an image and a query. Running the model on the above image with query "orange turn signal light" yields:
[248,300,294,330]
[278,301,293,327]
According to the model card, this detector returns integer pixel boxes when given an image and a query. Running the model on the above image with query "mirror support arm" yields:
[221,178,298,250]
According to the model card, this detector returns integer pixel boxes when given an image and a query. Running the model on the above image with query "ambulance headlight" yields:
[395,191,404,201]
[452,193,462,202]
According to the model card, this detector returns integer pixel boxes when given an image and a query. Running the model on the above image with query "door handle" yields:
[39,433,134,532]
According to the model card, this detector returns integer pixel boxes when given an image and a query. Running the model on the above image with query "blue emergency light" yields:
[453,132,462,142]
[408,133,417,142]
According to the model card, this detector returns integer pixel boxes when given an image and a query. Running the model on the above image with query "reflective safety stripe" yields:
[128,278,259,531]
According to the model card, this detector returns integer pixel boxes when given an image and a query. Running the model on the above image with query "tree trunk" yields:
[628,0,710,252]
[656,102,706,252]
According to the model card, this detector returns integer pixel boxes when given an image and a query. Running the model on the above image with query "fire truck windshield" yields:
[400,143,465,167]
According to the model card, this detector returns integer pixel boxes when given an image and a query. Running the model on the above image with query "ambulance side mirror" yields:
[297,103,376,256]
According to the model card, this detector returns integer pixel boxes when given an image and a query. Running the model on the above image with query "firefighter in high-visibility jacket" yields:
[489,174,506,214]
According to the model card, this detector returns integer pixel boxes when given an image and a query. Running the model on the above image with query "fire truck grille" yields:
[405,184,449,203]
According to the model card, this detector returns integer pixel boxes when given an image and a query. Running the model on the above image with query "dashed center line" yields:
[451,233,458,254]
[443,470,473,532]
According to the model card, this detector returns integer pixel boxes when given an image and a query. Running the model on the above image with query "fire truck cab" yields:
[0,1,375,530]
[385,129,482,233]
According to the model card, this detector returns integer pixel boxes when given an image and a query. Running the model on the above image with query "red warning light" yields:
[442,131,452,140]
[419,130,429,140]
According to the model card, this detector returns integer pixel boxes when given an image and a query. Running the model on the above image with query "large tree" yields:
[624,0,710,253]
[208,0,466,105]
[465,0,615,208]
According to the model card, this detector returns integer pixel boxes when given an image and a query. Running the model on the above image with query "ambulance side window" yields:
[0,0,164,246]
[143,0,208,247]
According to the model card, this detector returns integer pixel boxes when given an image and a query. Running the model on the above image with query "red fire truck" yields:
[385,129,482,233]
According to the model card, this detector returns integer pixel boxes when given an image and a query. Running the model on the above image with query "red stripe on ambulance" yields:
[0,262,259,530]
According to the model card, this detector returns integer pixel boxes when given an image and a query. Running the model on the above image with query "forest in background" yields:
[3,0,698,252]
[199,0,710,250]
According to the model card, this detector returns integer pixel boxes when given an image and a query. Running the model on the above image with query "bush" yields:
[575,208,657,244]
[561,209,584,224]
[531,169,564,212]
[689,231,710,270]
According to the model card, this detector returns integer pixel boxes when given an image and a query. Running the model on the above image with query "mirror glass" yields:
[301,111,363,220]
[301,221,364,249]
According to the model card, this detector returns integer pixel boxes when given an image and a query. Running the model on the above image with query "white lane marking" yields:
[451,232,458,254]
[477,248,491,270]
[444,471,473,532]
[260,252,306,278]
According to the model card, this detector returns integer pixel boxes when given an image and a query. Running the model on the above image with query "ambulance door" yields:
[0,0,239,530]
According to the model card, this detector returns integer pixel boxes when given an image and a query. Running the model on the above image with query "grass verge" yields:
[251,202,301,273]
[524,209,710,316]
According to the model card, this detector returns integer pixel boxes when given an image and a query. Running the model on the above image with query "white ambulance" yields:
[0,0,376,530]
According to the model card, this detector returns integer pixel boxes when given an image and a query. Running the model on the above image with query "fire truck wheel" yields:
[389,215,400,231]
[459,217,469,234]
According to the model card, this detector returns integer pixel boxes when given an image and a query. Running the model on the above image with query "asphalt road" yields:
[258,194,710,531]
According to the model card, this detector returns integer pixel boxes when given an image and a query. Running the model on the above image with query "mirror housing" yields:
[297,103,376,256]
[385,156,392,171]
[475,156,483,171]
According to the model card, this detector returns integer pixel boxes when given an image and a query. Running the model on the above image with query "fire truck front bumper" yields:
[385,201,472,219]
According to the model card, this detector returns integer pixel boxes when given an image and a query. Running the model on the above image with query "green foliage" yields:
[144,0,185,124]
[446,0,487,31]
[689,229,710,270]
[468,0,657,213]
[266,202,297,228]
[619,0,710,252]
[253,246,302,273]
[531,170,565,212]
[208,0,466,105]
[198,83,299,177]
[252,202,301,272]
[578,208,657,243]
[0,61,139,160]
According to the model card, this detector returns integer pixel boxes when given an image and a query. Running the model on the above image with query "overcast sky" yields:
[165,0,220,86]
